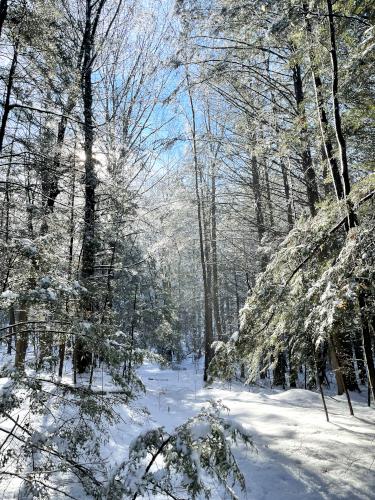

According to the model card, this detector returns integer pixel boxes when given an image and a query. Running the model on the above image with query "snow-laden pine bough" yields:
[107,401,253,500]
[0,375,252,500]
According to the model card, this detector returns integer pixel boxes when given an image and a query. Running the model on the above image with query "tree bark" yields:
[251,155,265,246]
[273,352,286,388]
[0,40,18,153]
[358,289,375,401]
[312,72,342,199]
[303,3,341,201]
[0,0,7,39]
[326,0,357,228]
[264,164,274,227]
[352,334,366,386]
[7,306,15,355]
[187,75,213,382]
[329,340,345,395]
[210,165,223,340]
[59,160,76,379]
[292,63,319,216]
[280,161,294,231]
[14,306,28,370]
[76,0,99,374]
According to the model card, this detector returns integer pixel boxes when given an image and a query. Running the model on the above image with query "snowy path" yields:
[1,360,374,499]
[105,360,375,500]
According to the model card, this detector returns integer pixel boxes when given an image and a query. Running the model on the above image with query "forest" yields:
[0,0,374,498]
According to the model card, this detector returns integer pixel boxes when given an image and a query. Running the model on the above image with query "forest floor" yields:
[1,358,375,499]
[103,358,375,500]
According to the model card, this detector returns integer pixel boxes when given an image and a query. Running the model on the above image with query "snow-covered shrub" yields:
[107,401,252,500]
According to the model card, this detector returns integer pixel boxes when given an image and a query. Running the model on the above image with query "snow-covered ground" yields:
[102,358,375,500]
[1,358,375,499]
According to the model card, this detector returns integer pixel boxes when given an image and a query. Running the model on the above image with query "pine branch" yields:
[249,190,375,336]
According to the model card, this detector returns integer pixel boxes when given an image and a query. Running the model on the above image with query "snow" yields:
[1,290,18,301]
[230,331,239,342]
[101,359,375,500]
[1,358,375,499]
[189,421,211,441]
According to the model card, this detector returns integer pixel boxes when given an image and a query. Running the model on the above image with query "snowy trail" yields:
[2,360,374,499]
[105,360,375,500]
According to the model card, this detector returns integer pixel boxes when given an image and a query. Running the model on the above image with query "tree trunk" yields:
[292,63,319,216]
[312,72,342,199]
[264,163,274,227]
[7,306,15,355]
[0,0,7,39]
[280,160,294,231]
[76,0,98,374]
[273,352,286,388]
[326,0,357,228]
[4,144,14,355]
[220,290,227,340]
[59,161,77,379]
[0,40,18,153]
[329,340,345,395]
[127,285,138,382]
[251,154,265,245]
[314,353,329,422]
[187,75,213,382]
[288,345,297,388]
[202,188,213,380]
[352,331,366,386]
[358,290,375,401]
[14,305,28,370]
[303,3,342,201]
[210,166,223,340]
